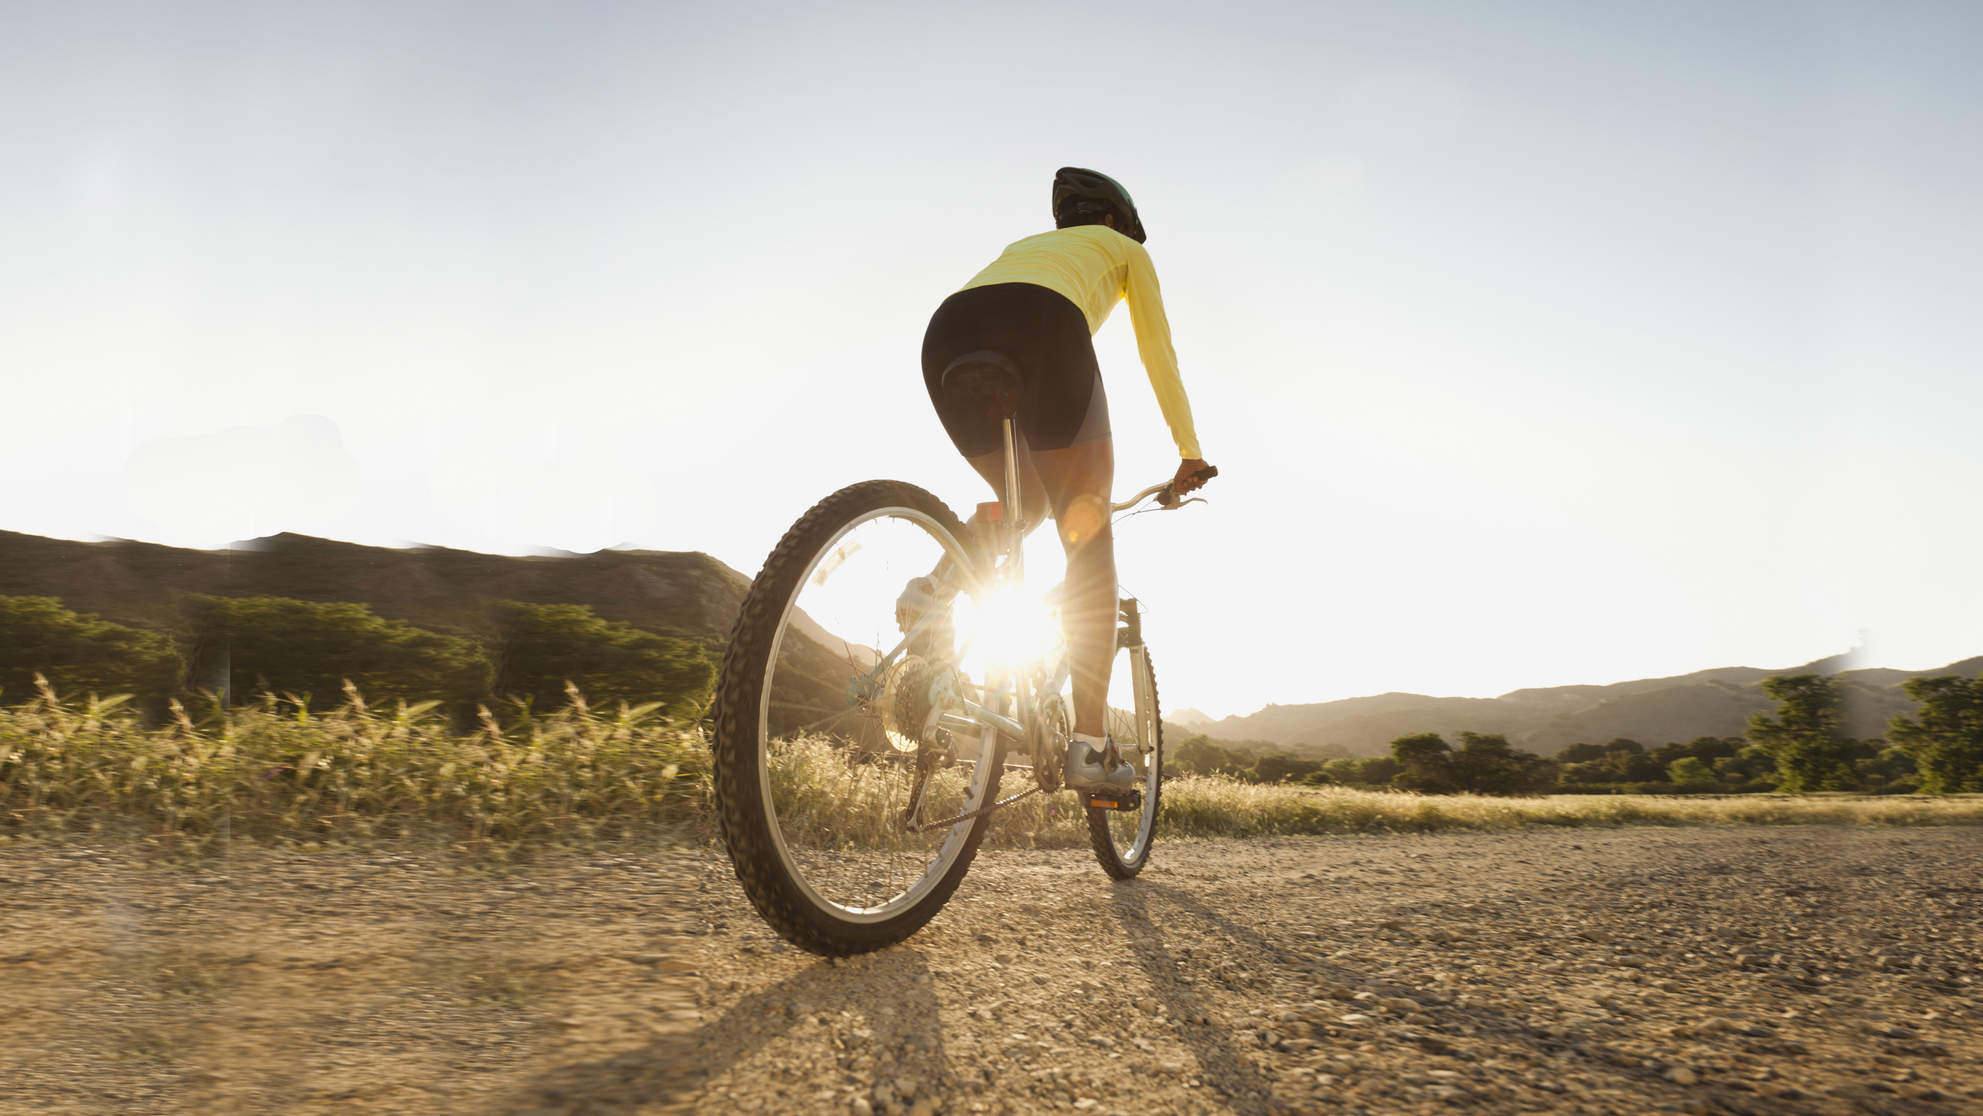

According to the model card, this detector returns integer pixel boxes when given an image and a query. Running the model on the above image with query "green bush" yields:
[1715,744,1778,789]
[1311,755,1399,789]
[1559,738,1667,784]
[1387,731,1556,795]
[1750,674,1858,791]
[1666,756,1716,786]
[489,602,714,718]
[0,596,182,707]
[1171,733,1250,777]
[1890,674,1983,793]
[1251,752,1322,783]
[183,596,488,710]
[1390,732,1456,793]
[1450,731,1559,795]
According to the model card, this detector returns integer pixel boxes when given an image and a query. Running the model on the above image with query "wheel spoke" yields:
[774,704,874,737]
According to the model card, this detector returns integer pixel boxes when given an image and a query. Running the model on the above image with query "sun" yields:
[956,582,1065,678]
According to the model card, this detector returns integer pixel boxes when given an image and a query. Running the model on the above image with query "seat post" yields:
[999,416,1023,585]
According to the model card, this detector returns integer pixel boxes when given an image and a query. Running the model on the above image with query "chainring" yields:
[1029,682,1069,793]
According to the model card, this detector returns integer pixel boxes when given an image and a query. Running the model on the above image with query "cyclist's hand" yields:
[1172,458,1215,495]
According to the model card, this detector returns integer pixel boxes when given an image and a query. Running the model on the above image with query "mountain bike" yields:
[712,358,1213,956]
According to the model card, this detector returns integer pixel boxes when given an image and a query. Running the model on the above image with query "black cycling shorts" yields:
[921,282,1110,459]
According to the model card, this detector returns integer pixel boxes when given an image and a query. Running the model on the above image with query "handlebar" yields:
[1111,464,1218,513]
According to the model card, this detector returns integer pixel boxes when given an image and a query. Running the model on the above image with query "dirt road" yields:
[4,826,1980,1115]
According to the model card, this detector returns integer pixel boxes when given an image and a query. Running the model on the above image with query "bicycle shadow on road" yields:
[503,947,949,1115]
[1111,878,1562,1115]
[1109,880,1298,1115]
[1114,873,1963,1116]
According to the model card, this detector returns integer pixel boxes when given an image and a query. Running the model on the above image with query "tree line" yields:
[0,594,714,720]
[1172,673,1983,796]
[8,597,1978,796]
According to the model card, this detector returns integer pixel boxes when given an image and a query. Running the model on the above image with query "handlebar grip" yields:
[1156,465,1218,508]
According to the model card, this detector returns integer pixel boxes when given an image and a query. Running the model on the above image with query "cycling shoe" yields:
[1064,736,1137,789]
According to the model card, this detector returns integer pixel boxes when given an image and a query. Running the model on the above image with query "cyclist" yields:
[918,167,1212,789]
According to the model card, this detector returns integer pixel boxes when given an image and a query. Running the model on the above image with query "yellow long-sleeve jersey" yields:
[960,225,1201,460]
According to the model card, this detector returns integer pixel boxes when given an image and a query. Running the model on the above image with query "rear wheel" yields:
[1085,640,1161,879]
[713,480,1003,955]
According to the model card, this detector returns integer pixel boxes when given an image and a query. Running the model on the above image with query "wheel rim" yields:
[755,506,997,923]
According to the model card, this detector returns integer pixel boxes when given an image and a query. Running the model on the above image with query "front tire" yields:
[1086,641,1162,879]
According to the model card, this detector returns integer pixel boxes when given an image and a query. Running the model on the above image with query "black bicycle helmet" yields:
[1052,166,1146,243]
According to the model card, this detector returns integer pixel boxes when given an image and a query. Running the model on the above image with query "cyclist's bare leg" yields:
[966,437,1115,737]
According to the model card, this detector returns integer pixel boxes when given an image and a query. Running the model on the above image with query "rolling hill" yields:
[0,530,754,645]
[1175,656,1983,758]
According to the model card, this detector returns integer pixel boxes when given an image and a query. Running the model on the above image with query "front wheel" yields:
[1085,639,1162,879]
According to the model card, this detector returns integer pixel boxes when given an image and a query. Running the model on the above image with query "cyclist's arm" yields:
[1123,244,1203,461]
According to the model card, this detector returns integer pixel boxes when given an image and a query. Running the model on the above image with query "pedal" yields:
[1083,788,1143,812]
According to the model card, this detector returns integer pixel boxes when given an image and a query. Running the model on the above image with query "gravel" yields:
[0,839,701,1114]
[3,825,1979,1114]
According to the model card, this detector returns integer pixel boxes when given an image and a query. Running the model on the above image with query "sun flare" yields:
[958,583,1064,675]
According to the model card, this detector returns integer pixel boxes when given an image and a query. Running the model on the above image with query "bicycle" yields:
[711,356,1214,956]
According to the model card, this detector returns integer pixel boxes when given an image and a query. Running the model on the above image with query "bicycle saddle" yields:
[938,351,1023,420]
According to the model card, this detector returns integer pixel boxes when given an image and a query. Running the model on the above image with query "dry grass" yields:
[761,737,1983,851]
[6,677,1978,855]
[0,677,705,849]
[1157,777,1983,839]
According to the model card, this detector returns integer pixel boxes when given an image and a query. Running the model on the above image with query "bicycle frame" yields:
[889,417,1196,834]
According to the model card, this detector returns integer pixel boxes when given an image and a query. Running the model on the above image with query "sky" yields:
[4,1,1978,717]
